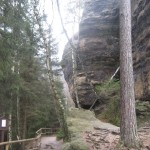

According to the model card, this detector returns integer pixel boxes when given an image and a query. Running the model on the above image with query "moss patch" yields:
[62,109,119,150]
[62,109,101,150]
[62,140,89,150]
[95,80,120,126]
[95,80,150,126]
[67,109,96,140]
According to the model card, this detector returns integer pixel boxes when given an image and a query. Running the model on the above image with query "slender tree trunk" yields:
[8,64,15,150]
[8,113,12,150]
[33,0,70,141]
[17,93,20,139]
[16,61,20,139]
[46,46,70,141]
[22,110,27,150]
[120,0,139,147]
[8,114,12,142]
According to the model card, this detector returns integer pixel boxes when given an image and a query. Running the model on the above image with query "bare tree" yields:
[120,0,139,147]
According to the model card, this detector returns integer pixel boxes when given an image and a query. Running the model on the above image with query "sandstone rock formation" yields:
[62,0,119,108]
[62,0,150,117]
[132,0,150,116]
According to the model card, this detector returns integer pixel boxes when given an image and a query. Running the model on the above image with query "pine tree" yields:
[120,0,139,147]
[0,1,60,149]
[33,0,70,141]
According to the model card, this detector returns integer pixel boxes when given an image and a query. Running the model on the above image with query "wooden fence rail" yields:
[0,134,41,150]
[0,128,59,150]
[36,128,59,135]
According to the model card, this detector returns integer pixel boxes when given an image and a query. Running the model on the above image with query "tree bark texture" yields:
[120,0,139,147]
[22,110,27,150]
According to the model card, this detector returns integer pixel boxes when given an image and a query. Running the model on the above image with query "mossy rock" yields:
[61,140,89,150]
[136,101,150,116]
[67,109,95,141]
[61,143,71,150]
[64,109,119,150]
[70,140,89,150]
[68,108,96,120]
[63,109,98,150]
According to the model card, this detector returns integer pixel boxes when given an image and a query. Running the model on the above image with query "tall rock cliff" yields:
[62,0,119,108]
[133,0,150,100]
[132,0,150,116]
[62,0,150,115]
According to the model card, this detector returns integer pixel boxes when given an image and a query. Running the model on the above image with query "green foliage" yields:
[0,0,62,143]
[55,79,67,109]
[62,143,71,150]
[62,140,89,150]
[56,128,65,140]
[95,80,120,126]
[101,96,120,126]
[70,140,89,150]
[61,109,99,150]
[136,101,150,127]
[95,79,120,94]
[61,139,89,150]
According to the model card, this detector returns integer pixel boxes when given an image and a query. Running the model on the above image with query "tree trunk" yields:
[17,94,20,139]
[46,46,70,141]
[33,0,70,141]
[8,114,12,142]
[22,110,27,150]
[119,0,139,147]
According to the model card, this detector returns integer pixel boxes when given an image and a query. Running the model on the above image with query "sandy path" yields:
[40,136,63,150]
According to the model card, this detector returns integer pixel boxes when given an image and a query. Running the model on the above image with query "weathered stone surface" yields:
[132,0,150,103]
[62,42,73,85]
[62,0,120,108]
[136,101,150,116]
[62,0,150,116]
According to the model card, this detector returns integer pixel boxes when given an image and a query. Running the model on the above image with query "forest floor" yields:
[83,123,150,150]
[62,109,150,150]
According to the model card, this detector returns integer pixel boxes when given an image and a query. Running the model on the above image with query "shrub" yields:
[102,96,120,126]
[95,80,120,126]
[56,128,65,140]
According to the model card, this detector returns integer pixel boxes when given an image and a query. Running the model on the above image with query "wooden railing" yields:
[0,135,41,150]
[0,128,59,150]
[36,128,59,136]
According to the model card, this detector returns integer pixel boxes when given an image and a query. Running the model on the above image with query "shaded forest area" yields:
[0,0,150,150]
[0,0,63,144]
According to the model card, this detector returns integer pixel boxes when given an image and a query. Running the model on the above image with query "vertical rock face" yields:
[78,0,119,79]
[62,0,150,113]
[62,36,79,107]
[132,0,150,102]
[62,0,119,108]
[77,0,119,108]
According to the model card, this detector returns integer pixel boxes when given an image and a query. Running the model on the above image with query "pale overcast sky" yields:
[43,0,80,60]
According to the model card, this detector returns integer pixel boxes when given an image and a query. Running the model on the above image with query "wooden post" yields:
[5,144,9,150]
[1,131,5,150]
